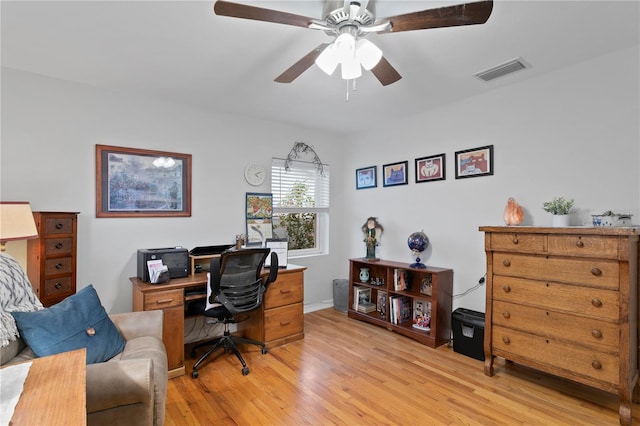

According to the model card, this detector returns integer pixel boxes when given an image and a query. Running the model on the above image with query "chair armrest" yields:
[110,311,163,340]
[86,358,153,414]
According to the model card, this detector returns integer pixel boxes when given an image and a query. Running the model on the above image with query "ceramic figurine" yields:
[504,197,524,225]
[362,217,383,260]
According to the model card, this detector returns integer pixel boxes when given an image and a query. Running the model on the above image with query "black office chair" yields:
[189,248,278,378]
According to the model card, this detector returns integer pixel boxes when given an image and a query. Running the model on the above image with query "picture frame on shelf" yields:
[356,166,377,190]
[382,161,408,187]
[455,145,494,179]
[245,192,273,245]
[415,153,446,183]
[95,144,192,218]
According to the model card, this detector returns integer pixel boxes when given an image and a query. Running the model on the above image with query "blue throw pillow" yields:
[11,285,125,364]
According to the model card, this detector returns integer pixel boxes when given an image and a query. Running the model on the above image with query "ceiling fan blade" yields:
[214,0,314,28]
[379,0,493,33]
[370,57,402,86]
[275,44,330,84]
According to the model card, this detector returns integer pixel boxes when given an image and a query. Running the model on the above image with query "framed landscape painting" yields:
[455,145,494,179]
[96,145,192,218]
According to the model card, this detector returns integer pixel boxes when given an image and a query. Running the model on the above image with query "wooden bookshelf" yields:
[348,258,453,348]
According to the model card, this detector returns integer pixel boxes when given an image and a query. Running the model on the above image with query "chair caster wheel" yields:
[192,370,199,379]
[261,347,267,355]
[242,367,249,376]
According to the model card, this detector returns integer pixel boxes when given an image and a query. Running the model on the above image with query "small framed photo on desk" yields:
[265,238,288,268]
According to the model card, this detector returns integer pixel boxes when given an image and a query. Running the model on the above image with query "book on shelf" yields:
[353,286,372,311]
[412,298,431,331]
[393,269,411,291]
[420,275,433,296]
[357,301,377,313]
[389,295,412,324]
[376,291,387,315]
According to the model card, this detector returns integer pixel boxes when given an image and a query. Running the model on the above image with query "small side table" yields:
[10,348,87,425]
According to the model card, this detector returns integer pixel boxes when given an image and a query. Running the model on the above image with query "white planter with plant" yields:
[543,197,574,227]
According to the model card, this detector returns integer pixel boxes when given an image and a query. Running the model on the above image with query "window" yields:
[271,158,329,256]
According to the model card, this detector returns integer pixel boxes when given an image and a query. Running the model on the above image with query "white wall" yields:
[2,45,638,315]
[0,67,349,313]
[341,46,640,313]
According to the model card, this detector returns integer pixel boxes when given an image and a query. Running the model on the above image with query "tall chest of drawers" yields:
[480,226,639,425]
[27,212,79,306]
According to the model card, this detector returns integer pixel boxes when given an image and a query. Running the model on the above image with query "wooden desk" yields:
[131,265,306,378]
[10,348,87,425]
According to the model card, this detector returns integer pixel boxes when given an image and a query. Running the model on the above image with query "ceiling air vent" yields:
[474,57,531,82]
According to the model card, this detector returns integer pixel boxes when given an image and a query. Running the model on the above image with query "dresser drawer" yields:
[44,238,73,256]
[44,217,74,235]
[493,276,619,320]
[548,235,619,259]
[493,325,618,385]
[44,257,73,275]
[144,289,183,310]
[493,253,619,288]
[492,300,619,349]
[42,276,74,298]
[264,303,303,341]
[489,233,545,253]
[264,272,303,309]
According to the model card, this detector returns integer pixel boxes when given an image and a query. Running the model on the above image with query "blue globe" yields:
[408,231,429,254]
[408,231,429,268]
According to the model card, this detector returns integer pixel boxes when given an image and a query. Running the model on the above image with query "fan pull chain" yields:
[345,79,358,102]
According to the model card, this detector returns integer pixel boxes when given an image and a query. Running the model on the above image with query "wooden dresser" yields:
[27,211,79,306]
[480,226,639,425]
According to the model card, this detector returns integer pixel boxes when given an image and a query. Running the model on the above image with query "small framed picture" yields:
[415,153,446,183]
[382,161,408,187]
[356,166,377,190]
[455,145,494,179]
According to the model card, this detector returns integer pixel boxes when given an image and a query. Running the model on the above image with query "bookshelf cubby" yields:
[348,258,453,348]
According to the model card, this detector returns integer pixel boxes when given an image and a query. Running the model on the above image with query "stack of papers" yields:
[147,260,168,284]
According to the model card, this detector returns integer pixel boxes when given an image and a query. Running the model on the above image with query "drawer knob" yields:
[502,311,510,319]
[55,282,62,289]
[156,299,174,305]
[591,268,602,276]
[502,259,511,267]
[280,321,291,326]
[591,360,602,370]
[512,236,519,244]
[55,242,63,249]
[280,289,291,294]
[576,239,584,248]
[502,284,511,293]
[591,329,603,339]
[591,298,603,308]
[55,223,64,230]
[55,263,63,269]
[502,336,510,344]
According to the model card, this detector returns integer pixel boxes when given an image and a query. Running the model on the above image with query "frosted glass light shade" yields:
[341,57,362,80]
[315,45,340,75]
[355,39,382,70]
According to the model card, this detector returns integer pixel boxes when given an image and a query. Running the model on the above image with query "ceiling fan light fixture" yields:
[355,39,382,70]
[341,57,362,80]
[315,44,340,75]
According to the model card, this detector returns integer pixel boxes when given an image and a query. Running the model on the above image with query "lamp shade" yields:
[0,202,38,249]
[355,39,382,70]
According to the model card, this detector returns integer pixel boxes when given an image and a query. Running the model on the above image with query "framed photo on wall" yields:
[415,154,446,183]
[382,161,408,187]
[455,145,494,179]
[356,166,377,190]
[96,145,192,218]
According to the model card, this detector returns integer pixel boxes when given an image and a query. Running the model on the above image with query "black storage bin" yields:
[452,308,485,361]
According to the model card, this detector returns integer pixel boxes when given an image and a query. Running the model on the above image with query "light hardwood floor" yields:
[166,308,640,425]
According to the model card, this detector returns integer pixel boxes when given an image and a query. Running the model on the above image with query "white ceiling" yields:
[2,1,638,136]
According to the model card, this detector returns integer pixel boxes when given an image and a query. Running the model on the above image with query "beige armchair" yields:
[0,253,167,426]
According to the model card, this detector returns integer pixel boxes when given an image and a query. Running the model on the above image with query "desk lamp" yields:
[0,202,38,252]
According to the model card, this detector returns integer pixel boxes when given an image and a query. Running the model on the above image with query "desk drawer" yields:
[44,257,73,275]
[493,253,619,288]
[264,303,303,341]
[44,217,74,235]
[144,289,183,310]
[265,273,303,309]
[44,238,73,256]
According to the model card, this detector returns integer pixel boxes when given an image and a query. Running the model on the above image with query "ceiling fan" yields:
[214,0,494,87]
